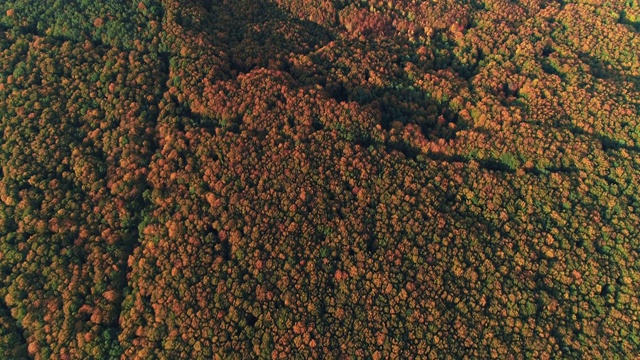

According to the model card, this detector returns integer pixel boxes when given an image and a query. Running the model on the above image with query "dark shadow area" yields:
[219,2,468,140]
[174,0,472,152]
[246,313,258,327]
[205,0,333,73]
[619,10,640,33]
[385,140,422,161]
[577,51,640,89]
[538,47,568,81]
[320,76,465,142]
[541,59,566,79]
[0,298,28,357]
[432,33,483,81]
[600,135,640,152]
[477,158,517,173]
[424,152,468,164]
[564,124,640,153]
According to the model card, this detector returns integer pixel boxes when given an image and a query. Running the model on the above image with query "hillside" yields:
[1,0,640,358]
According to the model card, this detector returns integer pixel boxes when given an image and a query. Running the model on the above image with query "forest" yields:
[0,0,639,358]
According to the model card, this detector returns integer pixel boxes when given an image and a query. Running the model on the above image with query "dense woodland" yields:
[0,0,639,358]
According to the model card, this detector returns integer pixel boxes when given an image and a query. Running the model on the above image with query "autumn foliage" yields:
[1,0,640,358]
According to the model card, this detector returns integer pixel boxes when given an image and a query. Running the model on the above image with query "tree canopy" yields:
[1,0,639,358]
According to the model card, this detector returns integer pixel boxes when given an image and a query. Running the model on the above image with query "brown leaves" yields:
[103,290,118,302]
[93,18,104,28]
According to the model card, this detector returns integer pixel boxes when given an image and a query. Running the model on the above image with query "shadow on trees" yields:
[199,0,332,73]
[563,123,640,153]
[577,51,640,90]
[178,0,470,153]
